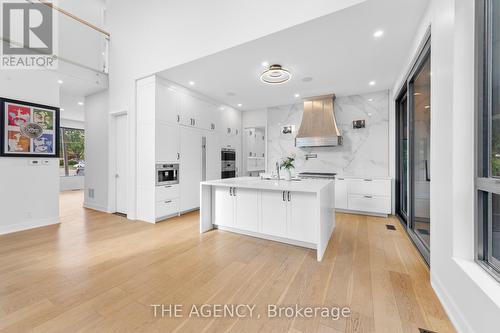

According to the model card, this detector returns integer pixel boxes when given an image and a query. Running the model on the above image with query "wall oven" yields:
[156,163,179,186]
[221,148,236,179]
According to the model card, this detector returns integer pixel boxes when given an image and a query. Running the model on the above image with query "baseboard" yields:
[431,274,472,333]
[83,201,112,213]
[0,217,60,235]
[335,208,388,218]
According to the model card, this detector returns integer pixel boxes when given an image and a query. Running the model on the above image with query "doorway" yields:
[114,114,127,214]
[396,36,431,263]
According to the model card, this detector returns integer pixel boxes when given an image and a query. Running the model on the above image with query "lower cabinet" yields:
[214,187,317,244]
[334,178,391,215]
[287,191,317,243]
[213,186,234,227]
[261,190,287,237]
[235,188,260,231]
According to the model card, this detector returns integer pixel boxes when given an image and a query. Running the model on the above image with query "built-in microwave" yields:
[156,163,179,186]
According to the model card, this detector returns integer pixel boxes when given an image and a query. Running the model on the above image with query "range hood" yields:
[295,94,343,147]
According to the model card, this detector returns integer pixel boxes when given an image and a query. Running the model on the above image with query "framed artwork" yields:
[0,98,60,157]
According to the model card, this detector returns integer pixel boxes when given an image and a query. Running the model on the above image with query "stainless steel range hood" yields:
[295,94,343,147]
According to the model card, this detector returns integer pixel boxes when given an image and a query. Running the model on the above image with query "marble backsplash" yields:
[267,90,389,178]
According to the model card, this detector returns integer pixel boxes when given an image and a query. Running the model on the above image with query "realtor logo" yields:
[1,0,58,69]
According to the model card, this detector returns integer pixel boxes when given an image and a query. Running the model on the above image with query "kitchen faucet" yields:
[276,161,280,180]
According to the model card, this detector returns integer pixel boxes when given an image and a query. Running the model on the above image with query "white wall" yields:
[84,90,109,212]
[0,73,60,235]
[392,1,500,332]
[98,0,367,219]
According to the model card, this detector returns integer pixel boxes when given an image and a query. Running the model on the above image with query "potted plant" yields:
[280,155,295,180]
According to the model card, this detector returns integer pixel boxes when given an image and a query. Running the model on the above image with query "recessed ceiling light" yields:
[189,81,195,85]
[369,81,376,86]
[260,64,292,85]
[373,30,384,38]
[237,103,242,107]
[60,108,65,111]
[368,98,374,102]
[219,106,225,110]
[57,79,63,84]
[226,92,236,97]
[302,77,313,83]
[261,61,269,67]
[294,93,300,98]
[78,102,84,106]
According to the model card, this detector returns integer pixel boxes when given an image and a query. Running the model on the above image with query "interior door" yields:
[115,114,127,214]
[180,126,202,211]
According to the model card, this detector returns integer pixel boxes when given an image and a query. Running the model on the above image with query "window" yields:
[476,0,500,277]
[59,127,85,177]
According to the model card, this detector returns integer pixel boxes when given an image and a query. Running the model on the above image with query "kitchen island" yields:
[200,177,335,261]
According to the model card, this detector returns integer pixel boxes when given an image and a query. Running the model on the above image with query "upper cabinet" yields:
[221,107,241,137]
[156,83,181,125]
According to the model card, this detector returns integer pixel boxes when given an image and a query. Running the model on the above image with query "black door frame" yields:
[395,35,431,265]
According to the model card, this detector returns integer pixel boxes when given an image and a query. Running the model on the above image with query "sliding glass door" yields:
[396,36,431,263]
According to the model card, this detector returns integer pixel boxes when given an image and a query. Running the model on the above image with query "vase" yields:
[284,168,292,181]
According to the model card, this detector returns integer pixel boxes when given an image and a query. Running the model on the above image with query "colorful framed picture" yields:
[0,98,60,157]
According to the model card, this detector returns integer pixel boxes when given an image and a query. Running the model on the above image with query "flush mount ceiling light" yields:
[373,30,384,38]
[260,64,292,85]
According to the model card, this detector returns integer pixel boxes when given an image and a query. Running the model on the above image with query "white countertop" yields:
[201,177,333,193]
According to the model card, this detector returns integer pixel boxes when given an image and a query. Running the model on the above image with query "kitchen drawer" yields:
[156,184,180,201]
[348,179,390,197]
[156,198,180,218]
[348,194,390,214]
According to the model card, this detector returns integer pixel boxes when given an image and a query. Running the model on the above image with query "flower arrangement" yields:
[280,155,295,180]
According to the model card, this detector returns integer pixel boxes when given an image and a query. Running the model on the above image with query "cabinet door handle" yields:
[287,191,291,201]
[165,200,172,204]
[233,188,237,196]
[282,191,286,201]
[164,185,172,188]
[177,114,180,122]
[364,179,373,181]
[193,118,196,126]
[229,187,233,196]
[364,195,372,199]
[177,153,180,160]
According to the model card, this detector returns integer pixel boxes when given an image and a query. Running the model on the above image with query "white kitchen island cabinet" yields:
[200,177,335,261]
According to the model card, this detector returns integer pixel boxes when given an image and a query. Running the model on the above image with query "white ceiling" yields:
[158,0,429,111]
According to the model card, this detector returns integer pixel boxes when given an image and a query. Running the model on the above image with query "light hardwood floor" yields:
[0,190,455,333]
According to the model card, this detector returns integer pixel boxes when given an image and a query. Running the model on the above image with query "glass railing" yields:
[54,3,109,74]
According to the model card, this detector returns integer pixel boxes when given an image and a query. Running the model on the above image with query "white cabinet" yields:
[335,178,348,210]
[335,177,391,216]
[180,127,203,212]
[260,190,316,243]
[213,187,234,227]
[205,132,221,181]
[157,84,181,124]
[235,188,260,232]
[156,122,180,162]
[155,185,180,220]
[214,187,259,231]
[288,191,317,243]
[156,198,180,218]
